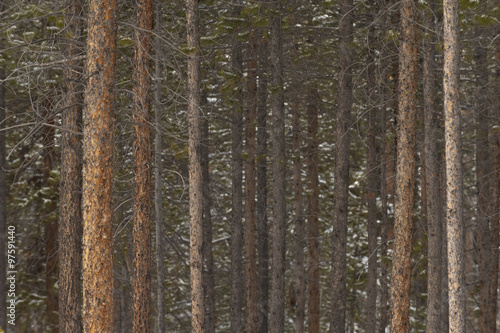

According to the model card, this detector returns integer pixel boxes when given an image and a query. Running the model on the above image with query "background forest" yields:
[0,0,499,332]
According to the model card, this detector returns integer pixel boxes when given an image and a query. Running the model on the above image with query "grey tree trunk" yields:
[59,0,83,331]
[423,3,442,332]
[256,34,269,333]
[269,0,286,330]
[230,1,244,331]
[443,0,466,331]
[330,0,352,331]
[186,0,204,330]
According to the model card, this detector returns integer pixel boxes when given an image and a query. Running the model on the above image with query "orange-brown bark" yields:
[82,0,117,331]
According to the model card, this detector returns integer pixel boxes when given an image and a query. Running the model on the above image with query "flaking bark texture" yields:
[390,0,417,331]
[423,3,442,332]
[443,0,466,331]
[186,0,204,330]
[132,0,153,331]
[269,0,286,331]
[82,0,117,331]
[331,0,352,331]
[307,88,320,333]
[59,0,83,331]
[256,34,269,333]
[230,1,244,331]
[245,29,259,333]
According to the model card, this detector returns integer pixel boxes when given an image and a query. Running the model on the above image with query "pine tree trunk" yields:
[331,0,352,331]
[245,28,259,333]
[230,1,244,332]
[443,0,466,331]
[365,24,378,333]
[390,0,417,331]
[256,34,269,333]
[423,3,442,331]
[307,88,320,333]
[154,4,165,333]
[82,0,117,331]
[379,99,390,333]
[186,0,204,330]
[378,10,390,333]
[59,0,83,331]
[269,0,286,330]
[132,0,153,331]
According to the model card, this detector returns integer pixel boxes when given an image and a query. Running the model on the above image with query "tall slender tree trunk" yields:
[365,23,378,333]
[390,0,417,331]
[440,153,450,333]
[82,0,117,331]
[186,0,204,330]
[423,3,442,332]
[443,0,465,331]
[331,0,352,331]
[474,37,494,333]
[230,1,244,331]
[269,0,286,330]
[154,4,165,333]
[256,34,269,333]
[59,0,83,331]
[307,88,320,333]
[378,9,390,333]
[132,0,153,331]
[201,93,215,333]
[246,28,259,333]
